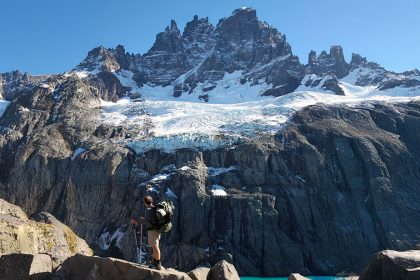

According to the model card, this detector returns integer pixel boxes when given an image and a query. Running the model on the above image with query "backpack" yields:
[153,201,173,233]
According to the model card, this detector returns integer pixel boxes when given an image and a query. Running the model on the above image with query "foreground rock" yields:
[207,260,240,280]
[187,267,210,280]
[360,250,420,280]
[0,198,92,269]
[288,273,310,280]
[0,254,240,280]
[55,254,192,280]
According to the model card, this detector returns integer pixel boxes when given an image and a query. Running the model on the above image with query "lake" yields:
[241,277,352,280]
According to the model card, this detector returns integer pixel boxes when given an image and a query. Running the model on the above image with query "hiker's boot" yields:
[155,259,162,270]
[148,258,162,270]
[148,258,157,269]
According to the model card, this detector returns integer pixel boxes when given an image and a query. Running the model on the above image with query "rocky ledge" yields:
[360,250,420,280]
[0,253,239,280]
[0,198,92,270]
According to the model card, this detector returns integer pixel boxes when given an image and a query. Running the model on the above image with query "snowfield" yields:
[99,70,420,153]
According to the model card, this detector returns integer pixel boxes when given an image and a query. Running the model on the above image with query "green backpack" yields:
[153,201,174,233]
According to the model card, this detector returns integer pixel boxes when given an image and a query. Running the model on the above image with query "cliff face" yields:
[0,70,419,275]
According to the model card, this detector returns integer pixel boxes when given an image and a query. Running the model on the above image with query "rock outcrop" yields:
[306,46,350,78]
[55,254,192,280]
[0,253,240,280]
[0,198,92,270]
[0,71,47,101]
[187,266,210,280]
[207,260,240,280]
[288,273,310,280]
[360,250,420,280]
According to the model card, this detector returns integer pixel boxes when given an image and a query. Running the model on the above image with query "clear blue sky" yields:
[1,0,419,75]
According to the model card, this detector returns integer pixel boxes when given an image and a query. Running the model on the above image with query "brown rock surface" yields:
[207,260,240,280]
[0,198,92,269]
[360,250,420,280]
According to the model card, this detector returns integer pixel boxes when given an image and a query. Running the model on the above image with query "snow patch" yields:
[71,147,85,160]
[147,186,159,193]
[208,166,236,176]
[150,173,171,182]
[98,228,124,250]
[114,70,141,94]
[67,70,100,79]
[143,71,272,104]
[208,185,228,196]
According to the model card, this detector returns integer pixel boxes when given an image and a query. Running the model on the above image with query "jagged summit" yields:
[68,7,419,102]
[148,19,184,53]
[232,7,256,15]
[306,46,350,78]
[3,7,420,103]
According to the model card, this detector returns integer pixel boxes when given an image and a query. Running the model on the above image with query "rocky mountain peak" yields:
[0,70,46,101]
[403,68,420,76]
[306,45,350,78]
[77,46,121,72]
[308,50,317,64]
[170,19,178,31]
[183,15,213,38]
[170,7,302,98]
[182,15,215,65]
[350,53,368,67]
[330,45,345,63]
[148,20,184,54]
[215,7,259,42]
[231,7,257,18]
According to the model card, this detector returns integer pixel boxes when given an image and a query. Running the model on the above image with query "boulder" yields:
[0,198,92,269]
[360,250,420,280]
[55,254,192,280]
[288,273,310,280]
[187,266,210,280]
[207,260,240,280]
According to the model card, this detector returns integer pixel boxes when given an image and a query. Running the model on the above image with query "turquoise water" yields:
[241,277,344,280]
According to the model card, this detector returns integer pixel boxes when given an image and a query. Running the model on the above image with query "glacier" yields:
[98,69,420,153]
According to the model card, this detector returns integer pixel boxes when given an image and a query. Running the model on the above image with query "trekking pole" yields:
[133,223,138,247]
[132,223,142,264]
[139,223,143,248]
[139,222,145,265]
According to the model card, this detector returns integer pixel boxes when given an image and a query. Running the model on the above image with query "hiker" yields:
[131,195,164,270]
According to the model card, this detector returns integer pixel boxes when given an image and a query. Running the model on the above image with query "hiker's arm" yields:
[131,217,145,224]
[138,209,149,225]
[138,216,147,224]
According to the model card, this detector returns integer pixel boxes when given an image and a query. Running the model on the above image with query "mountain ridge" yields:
[1,7,419,103]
